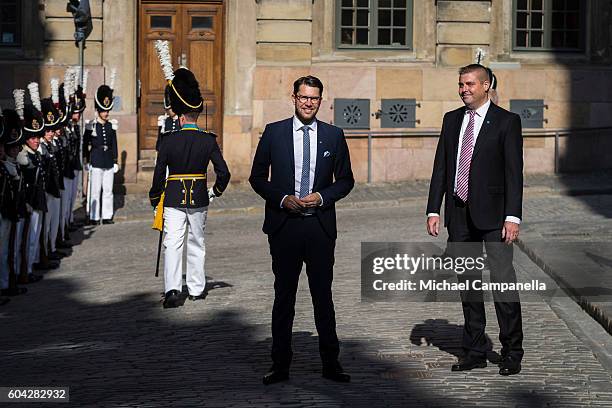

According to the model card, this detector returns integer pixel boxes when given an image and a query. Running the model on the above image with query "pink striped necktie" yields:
[456,110,476,202]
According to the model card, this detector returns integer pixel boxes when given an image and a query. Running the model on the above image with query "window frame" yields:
[0,0,22,48]
[512,0,586,52]
[335,0,414,50]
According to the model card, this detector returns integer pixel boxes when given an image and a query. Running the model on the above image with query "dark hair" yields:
[458,64,489,82]
[182,111,199,122]
[293,75,324,96]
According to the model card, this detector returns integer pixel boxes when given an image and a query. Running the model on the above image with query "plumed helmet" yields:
[22,105,45,139]
[73,85,86,113]
[167,67,203,116]
[2,108,24,146]
[95,84,114,112]
[41,97,61,131]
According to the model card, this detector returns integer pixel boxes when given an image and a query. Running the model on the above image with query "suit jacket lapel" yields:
[450,107,465,179]
[472,103,497,160]
[313,120,324,188]
[285,118,295,176]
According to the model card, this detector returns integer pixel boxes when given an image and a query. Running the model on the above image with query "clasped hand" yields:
[282,194,320,213]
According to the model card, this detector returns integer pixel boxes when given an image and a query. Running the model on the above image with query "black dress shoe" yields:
[262,368,289,385]
[19,274,43,284]
[102,219,114,225]
[33,261,59,271]
[49,252,65,260]
[499,356,521,376]
[1,287,28,296]
[163,290,181,308]
[87,219,100,226]
[451,357,487,372]
[322,362,351,383]
[188,292,207,301]
[56,240,72,249]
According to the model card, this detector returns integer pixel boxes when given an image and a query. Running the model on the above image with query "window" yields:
[336,0,413,49]
[513,0,585,51]
[0,0,20,46]
[150,15,172,30]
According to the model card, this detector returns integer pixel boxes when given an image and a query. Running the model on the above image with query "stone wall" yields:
[235,0,612,182]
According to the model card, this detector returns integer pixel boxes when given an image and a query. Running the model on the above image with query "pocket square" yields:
[323,151,331,158]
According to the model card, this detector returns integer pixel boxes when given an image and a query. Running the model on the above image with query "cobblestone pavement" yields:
[2,197,612,407]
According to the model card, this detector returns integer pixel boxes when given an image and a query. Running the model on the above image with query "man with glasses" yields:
[250,75,355,385]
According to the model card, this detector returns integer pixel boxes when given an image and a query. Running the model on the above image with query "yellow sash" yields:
[151,173,207,231]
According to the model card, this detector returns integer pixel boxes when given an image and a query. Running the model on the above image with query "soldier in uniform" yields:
[149,67,231,309]
[0,108,16,304]
[39,97,64,261]
[67,85,86,231]
[56,83,74,246]
[17,105,47,282]
[0,105,28,297]
[84,83,119,225]
[155,86,180,152]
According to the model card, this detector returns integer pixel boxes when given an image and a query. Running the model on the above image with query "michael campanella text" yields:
[372,279,547,292]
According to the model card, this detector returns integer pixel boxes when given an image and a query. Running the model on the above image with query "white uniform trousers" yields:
[0,217,11,289]
[70,170,80,224]
[163,206,208,296]
[45,194,61,253]
[61,177,73,234]
[27,210,43,274]
[89,167,114,221]
[13,219,24,275]
[59,187,67,238]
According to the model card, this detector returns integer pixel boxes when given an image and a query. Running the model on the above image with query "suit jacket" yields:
[149,129,231,209]
[426,102,523,230]
[249,117,354,239]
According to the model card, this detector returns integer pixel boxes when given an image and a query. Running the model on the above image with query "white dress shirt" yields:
[292,116,318,197]
[428,99,521,224]
[280,116,323,208]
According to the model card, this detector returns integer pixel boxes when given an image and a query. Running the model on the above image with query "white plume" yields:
[73,65,81,86]
[154,40,174,81]
[64,68,74,102]
[82,69,89,94]
[50,78,60,105]
[109,67,117,90]
[27,82,42,112]
[13,89,25,119]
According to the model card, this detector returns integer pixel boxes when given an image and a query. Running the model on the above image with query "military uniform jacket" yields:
[84,119,118,170]
[18,146,47,212]
[149,128,231,209]
[40,140,62,198]
[54,135,71,182]
[0,159,26,221]
[155,114,180,152]
[68,122,83,172]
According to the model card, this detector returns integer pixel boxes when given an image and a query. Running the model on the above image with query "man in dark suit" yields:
[426,64,524,376]
[250,76,354,385]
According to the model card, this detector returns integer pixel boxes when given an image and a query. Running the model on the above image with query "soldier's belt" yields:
[166,173,207,181]
[152,173,208,231]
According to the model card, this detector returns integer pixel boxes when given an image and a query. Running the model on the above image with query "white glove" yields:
[208,187,216,203]
[113,163,119,174]
[84,163,91,172]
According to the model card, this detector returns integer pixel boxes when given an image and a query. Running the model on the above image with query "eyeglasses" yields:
[295,94,322,104]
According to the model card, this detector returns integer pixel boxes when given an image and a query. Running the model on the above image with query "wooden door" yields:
[138,1,224,152]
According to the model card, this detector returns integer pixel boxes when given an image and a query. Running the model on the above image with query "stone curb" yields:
[516,238,612,336]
